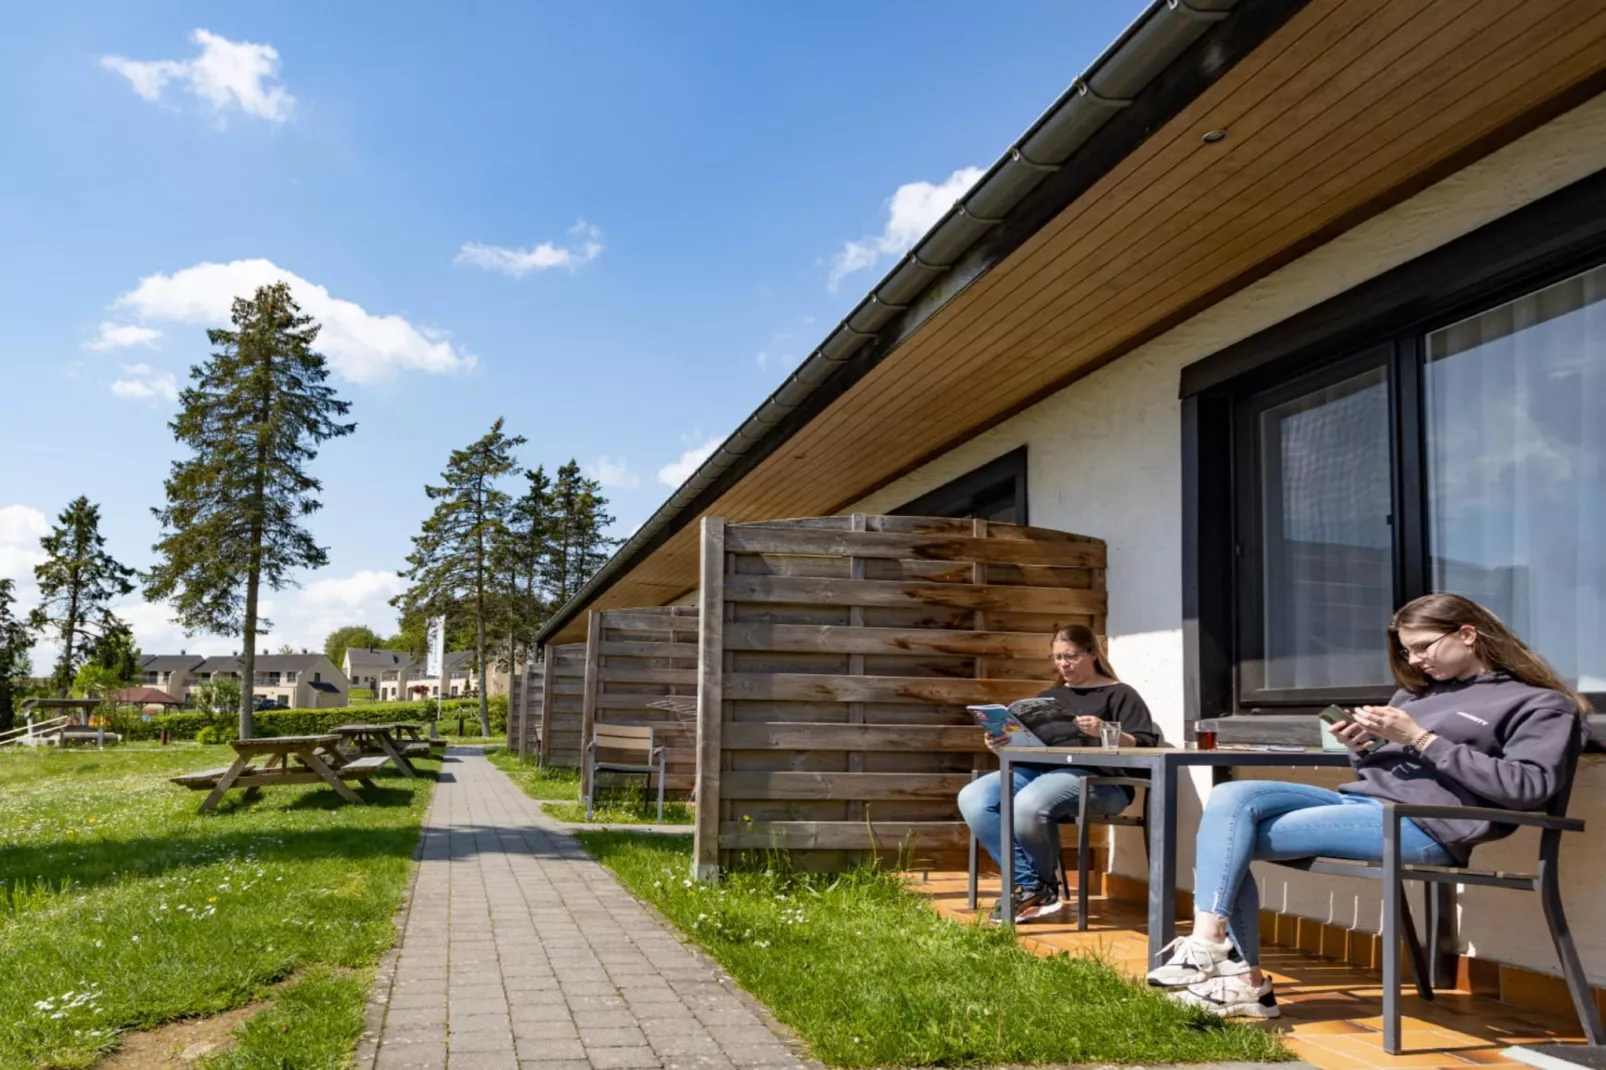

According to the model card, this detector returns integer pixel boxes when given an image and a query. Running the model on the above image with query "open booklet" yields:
[966,697,1072,748]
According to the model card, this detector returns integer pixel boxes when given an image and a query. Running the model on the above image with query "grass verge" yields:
[0,743,434,1069]
[486,748,580,800]
[574,832,1290,1068]
[487,751,692,825]
[202,966,371,1069]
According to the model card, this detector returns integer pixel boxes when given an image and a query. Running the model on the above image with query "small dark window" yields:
[892,447,1028,524]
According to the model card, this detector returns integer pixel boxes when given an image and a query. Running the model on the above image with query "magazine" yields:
[966,701,1048,747]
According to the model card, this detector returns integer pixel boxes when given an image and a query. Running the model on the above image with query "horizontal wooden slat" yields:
[724,672,1042,705]
[723,622,1060,658]
[722,722,987,752]
[718,820,972,850]
[723,526,1105,567]
[597,640,700,658]
[723,575,1103,615]
[595,667,698,686]
[720,771,974,801]
[594,610,699,632]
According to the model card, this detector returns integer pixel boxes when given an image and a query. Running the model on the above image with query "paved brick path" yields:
[362,748,811,1070]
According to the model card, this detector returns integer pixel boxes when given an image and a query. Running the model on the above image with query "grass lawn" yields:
[575,832,1291,1068]
[0,743,434,1070]
[487,751,692,825]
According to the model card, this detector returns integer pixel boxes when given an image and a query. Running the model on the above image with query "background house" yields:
[343,647,415,701]
[186,652,350,709]
[137,654,205,704]
[406,650,474,699]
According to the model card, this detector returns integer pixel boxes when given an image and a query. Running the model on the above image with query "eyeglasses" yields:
[1400,632,1454,658]
[1052,652,1088,664]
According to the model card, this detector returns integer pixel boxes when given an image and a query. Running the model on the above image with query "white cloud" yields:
[84,322,162,351]
[828,166,985,290]
[0,505,48,593]
[657,437,722,488]
[455,221,604,278]
[100,29,294,123]
[110,363,179,403]
[589,456,639,489]
[112,258,475,384]
[755,351,770,369]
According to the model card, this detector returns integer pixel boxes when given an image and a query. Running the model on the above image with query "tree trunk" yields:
[476,588,490,736]
[59,579,81,699]
[240,569,258,740]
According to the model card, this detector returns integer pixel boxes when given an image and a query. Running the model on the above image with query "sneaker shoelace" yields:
[1156,935,1213,966]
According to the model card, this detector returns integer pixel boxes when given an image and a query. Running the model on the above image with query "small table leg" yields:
[1146,757,1180,966]
[999,751,1014,930]
[299,748,363,804]
[376,732,418,778]
[200,753,252,813]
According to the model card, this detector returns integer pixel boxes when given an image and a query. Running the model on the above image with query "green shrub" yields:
[128,695,506,741]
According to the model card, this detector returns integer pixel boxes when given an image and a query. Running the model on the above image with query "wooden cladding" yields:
[694,514,1107,874]
[581,605,699,797]
[539,644,587,768]
[508,656,546,759]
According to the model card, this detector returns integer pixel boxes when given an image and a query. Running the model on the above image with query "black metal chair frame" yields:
[966,769,1150,930]
[584,724,667,823]
[1271,752,1602,1056]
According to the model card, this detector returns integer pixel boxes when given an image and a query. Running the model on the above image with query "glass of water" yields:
[1099,721,1121,751]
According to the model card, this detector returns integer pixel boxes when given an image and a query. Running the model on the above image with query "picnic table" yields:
[389,722,445,759]
[995,743,1352,962]
[170,735,391,813]
[332,724,417,779]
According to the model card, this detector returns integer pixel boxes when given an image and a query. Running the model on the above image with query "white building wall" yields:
[844,94,1606,981]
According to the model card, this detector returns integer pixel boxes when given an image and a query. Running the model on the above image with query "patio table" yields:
[996,744,1352,964]
[332,723,417,778]
[176,734,361,813]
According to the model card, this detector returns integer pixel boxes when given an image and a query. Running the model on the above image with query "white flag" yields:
[425,616,446,679]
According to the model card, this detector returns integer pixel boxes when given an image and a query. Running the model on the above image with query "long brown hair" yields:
[1050,624,1118,682]
[1388,594,1589,714]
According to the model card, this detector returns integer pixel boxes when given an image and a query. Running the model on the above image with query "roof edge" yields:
[537,0,1311,645]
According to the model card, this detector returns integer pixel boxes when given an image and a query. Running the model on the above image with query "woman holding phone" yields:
[1148,594,1590,1019]
[957,624,1162,924]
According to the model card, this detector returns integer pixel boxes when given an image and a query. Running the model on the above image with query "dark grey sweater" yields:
[1339,672,1586,862]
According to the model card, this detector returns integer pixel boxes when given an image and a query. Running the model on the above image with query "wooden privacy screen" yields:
[693,514,1107,877]
[508,656,547,758]
[581,606,699,797]
[537,643,587,768]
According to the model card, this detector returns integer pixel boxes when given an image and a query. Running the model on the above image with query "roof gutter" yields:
[538,0,1295,645]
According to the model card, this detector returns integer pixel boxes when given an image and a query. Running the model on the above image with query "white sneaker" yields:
[1145,934,1245,987]
[1171,974,1281,1019]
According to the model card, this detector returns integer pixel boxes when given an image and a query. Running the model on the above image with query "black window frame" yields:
[891,446,1029,525]
[1182,170,1606,723]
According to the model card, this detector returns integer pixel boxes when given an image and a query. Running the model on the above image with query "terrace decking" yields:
[914,870,1597,1070]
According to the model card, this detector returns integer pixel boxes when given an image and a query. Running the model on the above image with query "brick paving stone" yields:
[361,749,813,1070]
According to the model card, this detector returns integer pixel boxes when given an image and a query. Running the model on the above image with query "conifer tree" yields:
[496,465,555,669]
[146,282,355,738]
[394,418,525,736]
[541,461,618,607]
[28,496,135,697]
[0,578,32,732]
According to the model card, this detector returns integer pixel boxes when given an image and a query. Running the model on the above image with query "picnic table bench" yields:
[332,724,417,778]
[170,735,389,812]
[389,722,445,760]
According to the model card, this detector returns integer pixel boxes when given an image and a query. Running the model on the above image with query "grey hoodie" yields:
[1339,671,1587,863]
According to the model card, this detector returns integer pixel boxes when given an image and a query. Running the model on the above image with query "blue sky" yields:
[0,1,1145,662]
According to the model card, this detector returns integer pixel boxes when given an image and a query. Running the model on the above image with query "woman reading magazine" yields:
[957,624,1162,924]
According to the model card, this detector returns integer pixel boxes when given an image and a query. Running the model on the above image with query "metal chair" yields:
[584,723,667,823]
[1272,737,1601,1055]
[966,769,1150,930]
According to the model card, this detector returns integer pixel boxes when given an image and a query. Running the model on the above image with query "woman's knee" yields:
[957,774,999,820]
[1202,778,1287,818]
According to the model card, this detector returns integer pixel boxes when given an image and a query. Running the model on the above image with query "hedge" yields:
[119,695,508,742]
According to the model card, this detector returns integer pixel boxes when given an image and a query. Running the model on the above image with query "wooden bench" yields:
[586,724,666,823]
[170,735,375,812]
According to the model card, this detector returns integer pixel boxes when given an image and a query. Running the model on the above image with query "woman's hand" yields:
[1074,715,1105,737]
[982,732,1003,753]
[1351,705,1425,745]
[1330,719,1377,753]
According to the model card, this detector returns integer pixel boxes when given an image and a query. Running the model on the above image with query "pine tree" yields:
[145,282,355,739]
[0,578,32,732]
[394,418,525,736]
[496,465,556,669]
[28,496,135,697]
[541,461,618,607]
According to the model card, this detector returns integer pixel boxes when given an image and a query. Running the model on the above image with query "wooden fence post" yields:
[693,517,726,881]
[538,646,558,767]
[580,611,602,799]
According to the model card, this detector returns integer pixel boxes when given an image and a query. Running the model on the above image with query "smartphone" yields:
[1317,705,1352,728]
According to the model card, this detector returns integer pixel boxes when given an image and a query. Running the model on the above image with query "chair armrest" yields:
[1078,776,1151,790]
[1384,801,1583,833]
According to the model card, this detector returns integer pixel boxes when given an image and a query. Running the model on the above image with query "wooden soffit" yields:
[545,0,1606,644]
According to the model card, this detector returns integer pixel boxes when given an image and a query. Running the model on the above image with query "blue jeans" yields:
[958,765,1132,893]
[1194,780,1456,965]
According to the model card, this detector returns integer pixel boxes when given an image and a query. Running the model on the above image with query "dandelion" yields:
[208,896,218,903]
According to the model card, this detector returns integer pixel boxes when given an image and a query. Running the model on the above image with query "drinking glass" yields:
[1099,721,1121,751]
[1195,727,1217,751]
